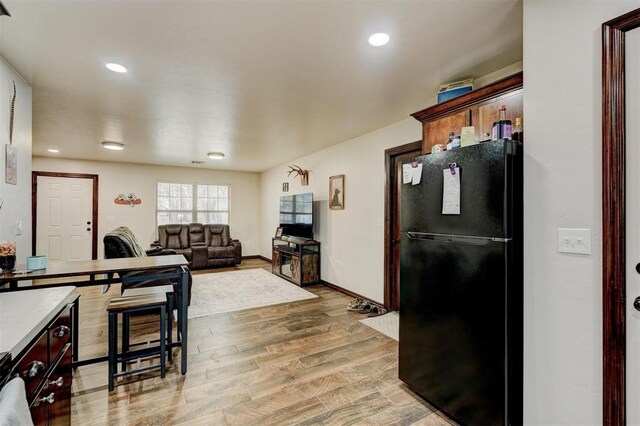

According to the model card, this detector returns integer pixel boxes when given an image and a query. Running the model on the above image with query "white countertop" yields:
[0,287,77,358]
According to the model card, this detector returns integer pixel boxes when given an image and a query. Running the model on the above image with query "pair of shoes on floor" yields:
[347,298,386,317]
[347,298,367,311]
[365,305,386,317]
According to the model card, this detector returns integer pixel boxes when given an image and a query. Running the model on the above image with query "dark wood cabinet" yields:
[423,110,470,150]
[272,238,320,286]
[475,89,523,141]
[12,300,76,425]
[412,72,523,154]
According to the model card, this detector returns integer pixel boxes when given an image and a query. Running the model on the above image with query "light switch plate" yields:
[558,228,591,255]
[15,220,22,236]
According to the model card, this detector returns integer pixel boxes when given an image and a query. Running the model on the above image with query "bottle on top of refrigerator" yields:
[446,131,455,148]
[512,117,524,142]
[491,105,512,140]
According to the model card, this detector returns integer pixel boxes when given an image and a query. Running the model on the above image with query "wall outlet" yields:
[15,220,22,236]
[558,228,591,255]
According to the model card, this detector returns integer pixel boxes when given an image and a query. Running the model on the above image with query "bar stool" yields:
[107,294,167,392]
[121,285,175,368]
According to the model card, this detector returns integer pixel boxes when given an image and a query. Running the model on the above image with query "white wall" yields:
[260,63,523,303]
[32,157,261,258]
[260,118,420,302]
[0,57,32,263]
[523,1,640,424]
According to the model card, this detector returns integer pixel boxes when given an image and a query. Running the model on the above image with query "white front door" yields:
[626,27,640,426]
[36,176,94,261]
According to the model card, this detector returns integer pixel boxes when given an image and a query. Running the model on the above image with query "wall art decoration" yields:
[287,165,309,186]
[9,81,15,145]
[5,145,16,185]
[114,193,142,207]
[329,174,345,210]
[282,182,289,192]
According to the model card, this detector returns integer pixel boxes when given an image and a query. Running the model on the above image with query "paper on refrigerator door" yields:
[402,164,412,184]
[442,167,460,214]
[411,163,423,185]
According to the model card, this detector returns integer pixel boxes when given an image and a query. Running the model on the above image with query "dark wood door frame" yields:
[384,140,422,310]
[32,171,99,260]
[602,8,640,425]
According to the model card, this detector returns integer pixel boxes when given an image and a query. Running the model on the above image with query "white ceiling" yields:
[0,0,522,172]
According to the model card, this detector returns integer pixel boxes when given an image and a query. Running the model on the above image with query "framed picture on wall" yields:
[329,174,344,210]
[5,145,17,185]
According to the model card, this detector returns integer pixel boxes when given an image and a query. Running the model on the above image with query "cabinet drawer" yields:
[49,306,72,361]
[30,382,51,425]
[16,331,49,401]
[48,344,72,426]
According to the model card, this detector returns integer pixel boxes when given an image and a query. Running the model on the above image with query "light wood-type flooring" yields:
[70,258,454,425]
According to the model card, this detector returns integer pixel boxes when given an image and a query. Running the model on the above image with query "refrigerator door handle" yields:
[405,231,511,245]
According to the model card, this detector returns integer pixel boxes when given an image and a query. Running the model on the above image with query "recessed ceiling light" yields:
[47,148,59,153]
[207,152,225,160]
[101,141,125,151]
[105,63,127,73]
[368,33,390,46]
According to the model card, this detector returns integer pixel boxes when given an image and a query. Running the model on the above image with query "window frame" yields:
[155,181,231,228]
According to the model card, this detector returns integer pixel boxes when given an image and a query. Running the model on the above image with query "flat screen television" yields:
[279,193,313,239]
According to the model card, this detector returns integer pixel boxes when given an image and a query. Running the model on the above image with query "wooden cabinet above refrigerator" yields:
[411,72,523,154]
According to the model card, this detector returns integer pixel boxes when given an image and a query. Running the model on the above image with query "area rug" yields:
[187,268,318,319]
[360,311,399,341]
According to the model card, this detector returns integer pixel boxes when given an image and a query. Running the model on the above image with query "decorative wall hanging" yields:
[9,81,15,145]
[114,193,142,207]
[287,165,309,186]
[329,174,345,210]
[282,182,289,192]
[4,145,16,185]
[4,81,17,185]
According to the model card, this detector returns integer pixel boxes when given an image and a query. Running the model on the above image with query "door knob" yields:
[635,297,640,312]
[86,228,91,231]
[86,221,91,225]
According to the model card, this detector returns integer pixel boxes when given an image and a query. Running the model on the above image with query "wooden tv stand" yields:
[271,237,320,286]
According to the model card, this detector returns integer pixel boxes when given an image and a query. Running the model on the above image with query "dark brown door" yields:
[385,141,422,311]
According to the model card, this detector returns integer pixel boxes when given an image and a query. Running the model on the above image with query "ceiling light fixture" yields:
[368,33,390,46]
[47,148,59,153]
[105,63,127,73]
[101,141,125,151]
[207,152,225,160]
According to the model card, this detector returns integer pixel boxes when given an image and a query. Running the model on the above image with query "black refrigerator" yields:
[398,139,523,426]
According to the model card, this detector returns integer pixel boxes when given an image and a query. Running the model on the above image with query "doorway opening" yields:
[384,141,422,311]
[32,171,99,260]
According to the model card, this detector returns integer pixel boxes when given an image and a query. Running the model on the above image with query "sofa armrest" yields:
[146,247,177,256]
[150,240,162,248]
[231,240,242,265]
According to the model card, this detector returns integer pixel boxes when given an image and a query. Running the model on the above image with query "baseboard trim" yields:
[241,255,272,263]
[321,280,380,306]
